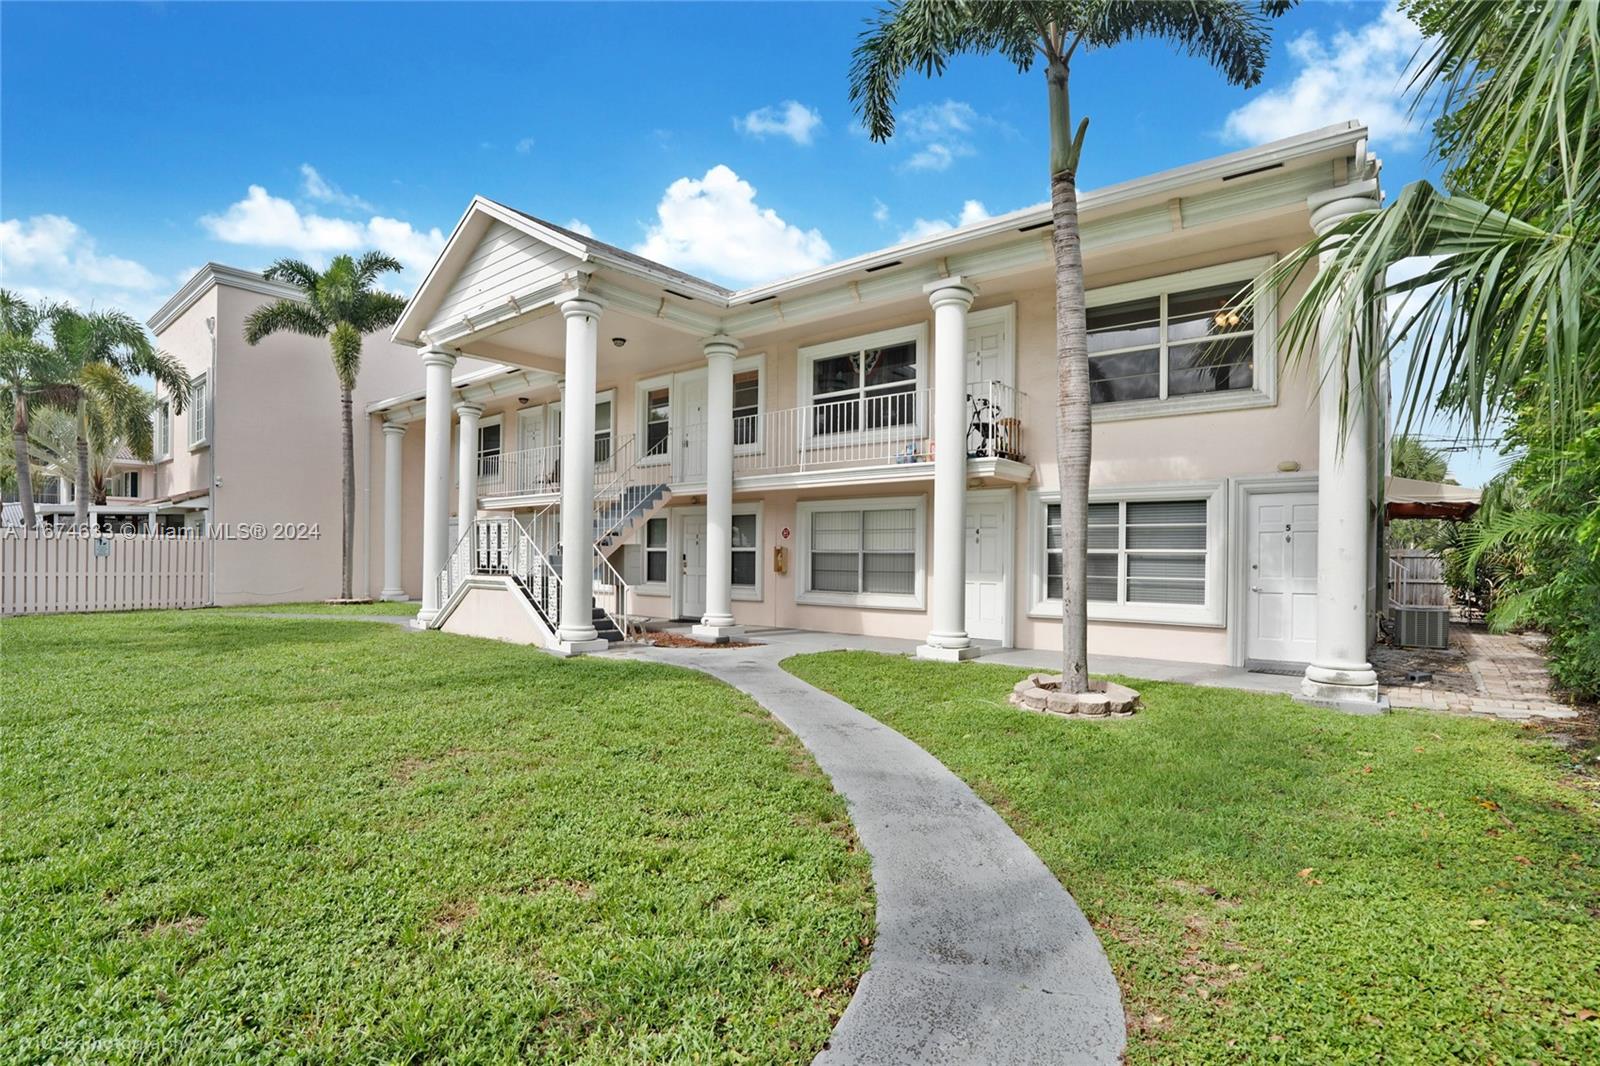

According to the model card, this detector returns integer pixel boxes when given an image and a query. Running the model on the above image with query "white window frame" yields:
[661,502,766,610]
[639,515,671,595]
[728,504,763,600]
[796,494,926,610]
[475,413,503,478]
[188,373,209,450]
[550,388,617,469]
[731,352,766,456]
[1027,481,1227,626]
[635,374,674,466]
[797,323,928,447]
[154,400,171,461]
[1086,255,1278,423]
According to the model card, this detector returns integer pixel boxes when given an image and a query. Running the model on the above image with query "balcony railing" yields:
[477,435,621,500]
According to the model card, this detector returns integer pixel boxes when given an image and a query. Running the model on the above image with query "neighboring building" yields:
[369,122,1392,706]
[3,453,157,531]
[141,264,446,603]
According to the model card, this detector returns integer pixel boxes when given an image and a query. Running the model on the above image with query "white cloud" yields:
[735,101,823,146]
[299,164,373,212]
[897,99,982,172]
[515,137,536,155]
[562,219,595,238]
[633,164,832,287]
[897,199,991,242]
[0,213,173,317]
[1223,2,1427,147]
[200,184,446,283]
[872,199,890,224]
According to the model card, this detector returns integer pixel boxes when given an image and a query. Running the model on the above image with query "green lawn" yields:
[212,600,422,616]
[785,651,1600,1065]
[1,613,872,1063]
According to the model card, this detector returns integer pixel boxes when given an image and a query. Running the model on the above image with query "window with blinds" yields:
[1086,280,1254,405]
[1046,498,1207,605]
[810,505,917,596]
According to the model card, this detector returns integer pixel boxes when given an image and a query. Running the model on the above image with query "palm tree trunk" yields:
[73,396,91,530]
[340,385,355,600]
[13,393,37,529]
[1049,57,1091,694]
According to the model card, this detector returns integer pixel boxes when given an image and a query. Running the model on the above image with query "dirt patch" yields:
[141,915,207,938]
[642,630,758,649]
[429,897,480,933]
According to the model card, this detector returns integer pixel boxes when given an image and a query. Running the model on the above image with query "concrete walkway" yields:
[618,635,1125,1065]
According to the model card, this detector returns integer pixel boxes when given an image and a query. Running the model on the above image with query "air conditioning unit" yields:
[1391,605,1449,649]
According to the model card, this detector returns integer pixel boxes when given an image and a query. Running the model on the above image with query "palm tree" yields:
[244,253,406,600]
[50,306,189,529]
[1267,1,1599,444]
[850,0,1276,692]
[0,291,67,528]
[11,400,153,507]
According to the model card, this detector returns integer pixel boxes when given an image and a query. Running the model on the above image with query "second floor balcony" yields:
[476,381,1031,504]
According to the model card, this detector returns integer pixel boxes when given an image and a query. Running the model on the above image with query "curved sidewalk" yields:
[620,639,1125,1065]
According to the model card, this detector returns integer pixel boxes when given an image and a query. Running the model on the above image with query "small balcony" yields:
[476,382,1031,504]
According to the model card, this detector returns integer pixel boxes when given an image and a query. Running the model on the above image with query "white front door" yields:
[1247,492,1319,665]
[680,513,707,619]
[675,371,708,483]
[964,497,1007,642]
[965,311,1010,388]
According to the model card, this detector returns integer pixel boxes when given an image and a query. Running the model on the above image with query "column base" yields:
[380,588,409,602]
[550,637,612,658]
[915,642,982,662]
[1298,663,1385,715]
[692,622,744,643]
[413,609,437,630]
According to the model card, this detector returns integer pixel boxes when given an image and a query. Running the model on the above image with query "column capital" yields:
[924,276,978,309]
[1307,179,1382,236]
[419,346,457,370]
[382,421,407,437]
[453,400,485,419]
[702,335,743,362]
[560,296,604,321]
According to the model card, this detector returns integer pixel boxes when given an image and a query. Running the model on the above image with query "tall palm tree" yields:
[850,0,1276,691]
[0,291,67,529]
[50,306,189,528]
[244,253,406,600]
[11,397,154,507]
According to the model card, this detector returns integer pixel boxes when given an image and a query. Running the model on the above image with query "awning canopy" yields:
[1385,476,1481,520]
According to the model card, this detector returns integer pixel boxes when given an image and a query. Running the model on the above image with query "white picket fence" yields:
[1,531,212,616]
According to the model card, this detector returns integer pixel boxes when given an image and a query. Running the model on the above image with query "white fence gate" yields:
[1,532,212,616]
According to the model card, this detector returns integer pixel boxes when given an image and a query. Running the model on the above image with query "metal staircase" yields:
[436,434,672,646]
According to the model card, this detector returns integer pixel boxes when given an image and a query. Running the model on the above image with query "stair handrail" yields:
[592,550,638,641]
[436,516,562,628]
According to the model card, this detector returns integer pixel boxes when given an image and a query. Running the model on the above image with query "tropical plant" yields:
[10,400,154,506]
[849,0,1277,690]
[243,254,407,600]
[0,291,68,528]
[49,306,189,528]
[1387,432,1452,549]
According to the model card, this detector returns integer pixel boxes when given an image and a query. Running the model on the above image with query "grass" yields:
[212,600,422,617]
[1,612,872,1063]
[784,651,1600,1065]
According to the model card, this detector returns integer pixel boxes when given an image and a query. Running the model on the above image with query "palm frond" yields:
[260,258,324,294]
[352,290,407,335]
[243,299,328,345]
[1079,0,1273,87]
[353,252,403,289]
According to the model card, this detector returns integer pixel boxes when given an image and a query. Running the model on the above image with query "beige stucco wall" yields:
[150,287,218,502]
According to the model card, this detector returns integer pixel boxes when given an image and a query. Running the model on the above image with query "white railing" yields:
[477,435,620,500]
[438,516,561,627]
[679,383,1027,481]
[593,551,640,640]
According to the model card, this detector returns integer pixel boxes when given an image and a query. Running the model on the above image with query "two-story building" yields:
[368,122,1389,706]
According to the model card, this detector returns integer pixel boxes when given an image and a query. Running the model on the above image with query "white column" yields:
[693,336,743,641]
[416,347,456,626]
[917,277,981,662]
[380,422,407,601]
[1301,180,1383,707]
[555,296,607,653]
[455,401,484,529]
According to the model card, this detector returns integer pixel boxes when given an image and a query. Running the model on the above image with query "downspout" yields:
[206,314,218,605]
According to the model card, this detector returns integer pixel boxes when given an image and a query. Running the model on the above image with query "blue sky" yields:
[0,0,1497,483]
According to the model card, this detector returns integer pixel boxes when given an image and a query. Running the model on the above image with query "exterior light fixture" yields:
[611,337,627,348]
